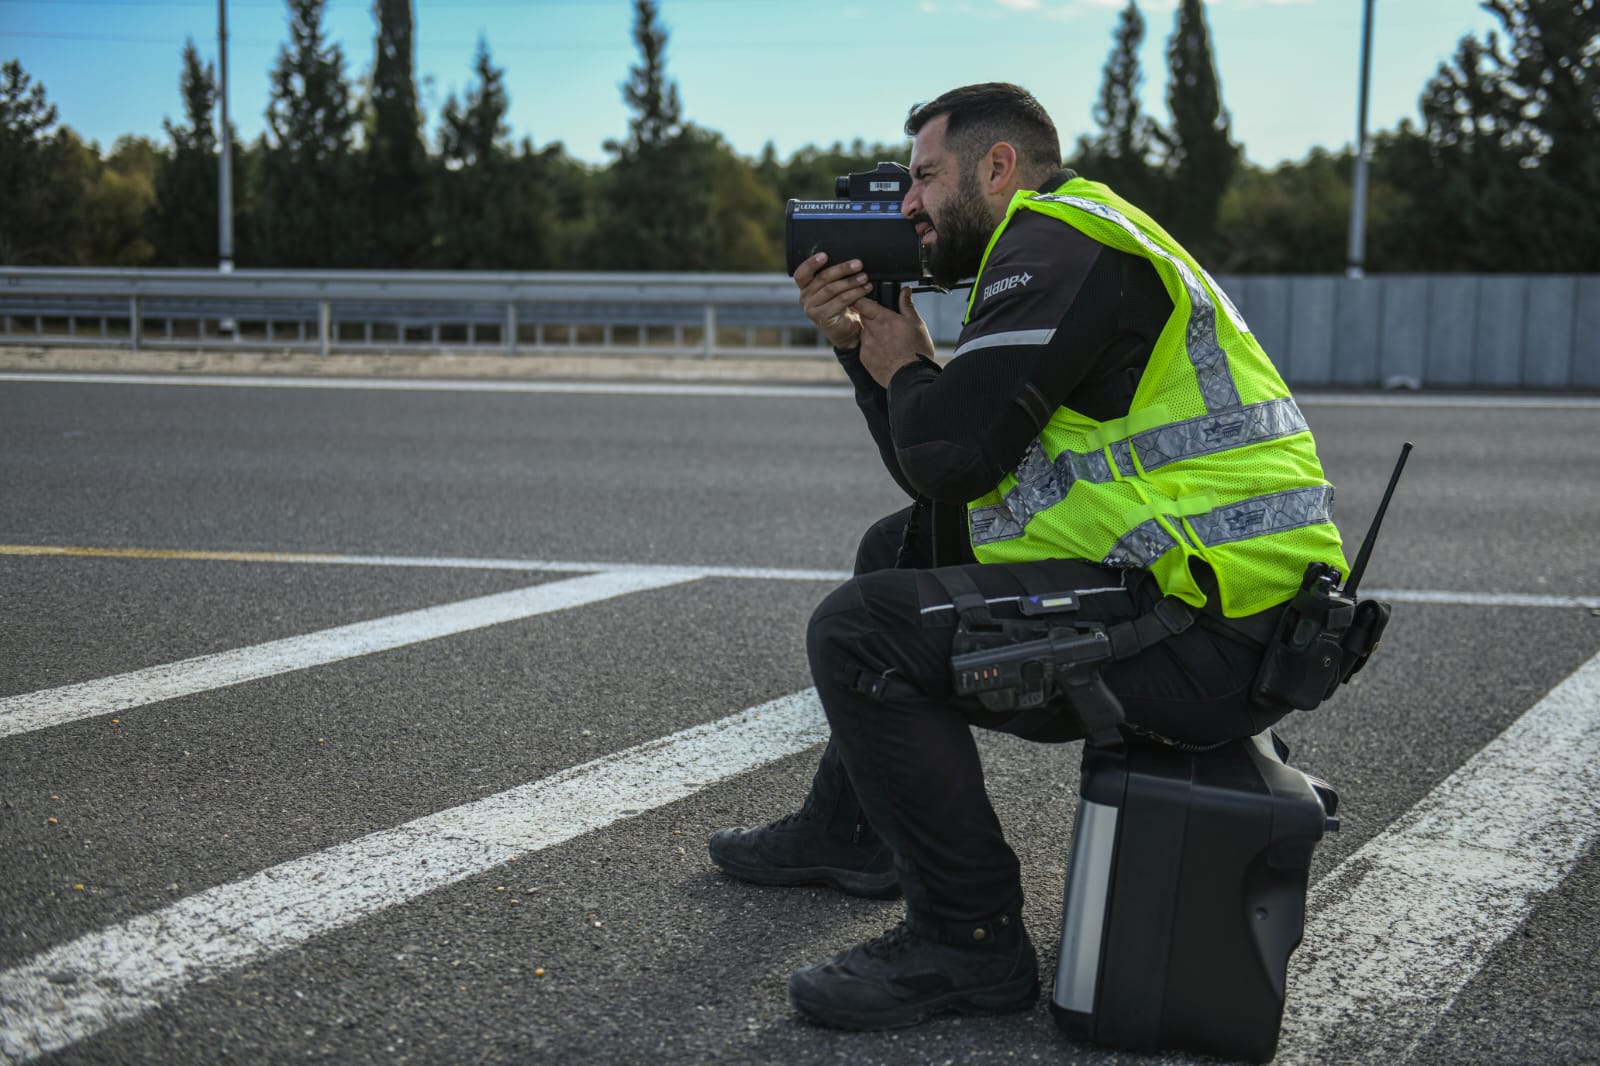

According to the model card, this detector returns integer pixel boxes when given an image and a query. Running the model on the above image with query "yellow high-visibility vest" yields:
[965,178,1348,617]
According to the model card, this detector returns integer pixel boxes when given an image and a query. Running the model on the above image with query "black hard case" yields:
[1049,732,1336,1063]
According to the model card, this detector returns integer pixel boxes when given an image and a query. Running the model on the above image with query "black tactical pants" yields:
[803,505,1278,926]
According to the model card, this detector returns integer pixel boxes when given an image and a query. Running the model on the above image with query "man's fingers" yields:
[805,279,871,320]
[790,252,829,288]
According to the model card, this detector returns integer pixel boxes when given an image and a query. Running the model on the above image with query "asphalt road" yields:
[1,373,1597,1065]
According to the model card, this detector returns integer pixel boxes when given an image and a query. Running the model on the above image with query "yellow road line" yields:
[0,545,347,564]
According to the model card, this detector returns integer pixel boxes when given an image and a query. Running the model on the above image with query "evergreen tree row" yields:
[2,0,1594,273]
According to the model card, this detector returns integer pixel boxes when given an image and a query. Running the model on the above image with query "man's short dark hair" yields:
[905,83,1061,181]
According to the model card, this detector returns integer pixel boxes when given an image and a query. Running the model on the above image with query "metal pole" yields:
[1346,0,1375,279]
[218,0,235,275]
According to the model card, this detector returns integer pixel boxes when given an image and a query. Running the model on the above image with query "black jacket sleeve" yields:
[884,211,1172,503]
[834,343,924,500]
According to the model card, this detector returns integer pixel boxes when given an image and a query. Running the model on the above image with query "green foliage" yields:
[693,128,783,271]
[0,60,91,265]
[254,0,363,267]
[1069,0,1160,212]
[153,40,219,266]
[1217,149,1353,273]
[12,0,1594,274]
[366,0,430,266]
[86,136,160,266]
[590,0,709,270]
[1368,0,1599,271]
[431,41,557,270]
[1160,0,1238,262]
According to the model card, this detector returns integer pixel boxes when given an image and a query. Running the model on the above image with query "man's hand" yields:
[856,287,935,388]
[793,252,872,350]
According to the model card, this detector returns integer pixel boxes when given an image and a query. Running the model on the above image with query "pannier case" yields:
[1049,731,1337,1063]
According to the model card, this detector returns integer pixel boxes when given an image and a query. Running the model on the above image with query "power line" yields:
[1,27,957,51]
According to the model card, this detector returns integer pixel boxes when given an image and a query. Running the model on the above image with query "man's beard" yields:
[922,174,994,291]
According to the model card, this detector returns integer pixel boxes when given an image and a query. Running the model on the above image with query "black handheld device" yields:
[1251,442,1412,710]
[784,161,924,309]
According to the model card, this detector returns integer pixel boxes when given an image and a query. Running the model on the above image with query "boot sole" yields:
[788,972,1040,1031]
[709,855,902,900]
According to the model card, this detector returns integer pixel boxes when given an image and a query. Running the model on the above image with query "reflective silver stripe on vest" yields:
[1100,484,1336,569]
[1102,520,1180,569]
[1030,193,1241,413]
[1109,440,1137,478]
[1132,396,1309,472]
[951,328,1057,360]
[969,397,1309,548]
[970,438,1118,547]
[1187,484,1337,548]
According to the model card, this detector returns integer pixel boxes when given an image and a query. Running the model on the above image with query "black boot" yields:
[709,740,900,899]
[707,810,900,899]
[786,911,1038,1030]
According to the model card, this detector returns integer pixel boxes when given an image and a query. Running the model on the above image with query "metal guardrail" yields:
[3,268,1596,389]
[0,268,828,359]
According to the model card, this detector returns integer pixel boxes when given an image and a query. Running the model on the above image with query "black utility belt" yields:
[936,563,1391,747]
[934,569,1195,747]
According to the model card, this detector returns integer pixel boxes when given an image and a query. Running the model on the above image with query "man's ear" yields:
[982,142,1019,194]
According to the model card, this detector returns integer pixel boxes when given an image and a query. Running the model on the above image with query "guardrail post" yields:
[130,296,141,351]
[703,303,716,359]
[319,299,331,356]
[505,302,517,354]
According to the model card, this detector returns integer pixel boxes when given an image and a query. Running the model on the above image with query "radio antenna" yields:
[1344,441,1413,598]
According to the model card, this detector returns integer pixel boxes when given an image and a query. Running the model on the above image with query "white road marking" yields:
[2,533,1595,1061]
[0,543,855,584]
[0,372,851,399]
[1275,647,1600,1062]
[6,543,1596,609]
[0,569,702,739]
[6,373,1600,408]
[1297,392,1600,410]
[0,623,1594,1061]
[1367,588,1600,610]
[0,690,829,1064]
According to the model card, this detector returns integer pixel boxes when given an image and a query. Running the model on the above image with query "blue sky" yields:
[2,0,1501,168]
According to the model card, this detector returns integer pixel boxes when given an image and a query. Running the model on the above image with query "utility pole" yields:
[218,0,235,274]
[1346,0,1375,279]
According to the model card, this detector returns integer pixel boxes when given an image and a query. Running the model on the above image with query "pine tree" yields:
[591,0,710,270]
[430,40,558,270]
[440,38,509,169]
[1161,0,1238,261]
[618,0,681,154]
[1071,1,1159,211]
[254,0,362,267]
[153,40,219,266]
[366,0,429,267]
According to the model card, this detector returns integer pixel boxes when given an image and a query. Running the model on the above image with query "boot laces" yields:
[861,920,920,960]
[761,808,811,832]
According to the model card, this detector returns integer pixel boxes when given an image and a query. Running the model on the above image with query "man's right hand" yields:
[793,252,872,350]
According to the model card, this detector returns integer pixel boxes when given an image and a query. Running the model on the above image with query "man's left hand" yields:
[856,288,935,388]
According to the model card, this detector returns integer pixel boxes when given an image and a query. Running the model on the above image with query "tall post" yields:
[1345,0,1375,279]
[218,0,235,274]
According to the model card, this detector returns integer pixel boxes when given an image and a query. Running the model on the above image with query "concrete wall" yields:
[919,274,1598,390]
